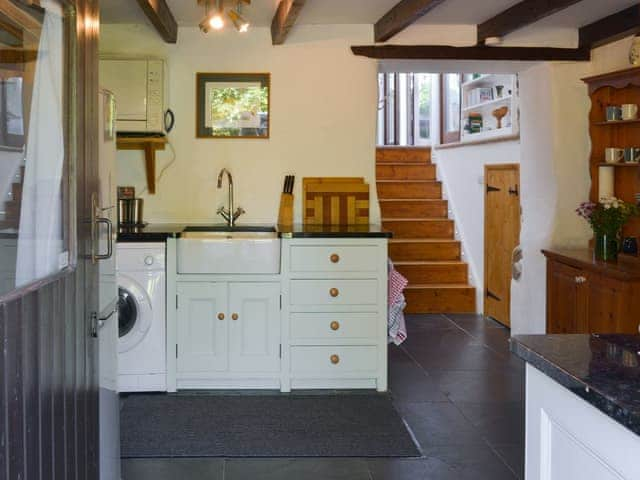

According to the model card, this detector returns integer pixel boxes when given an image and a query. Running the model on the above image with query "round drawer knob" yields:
[232,313,239,321]
[330,354,340,365]
[217,313,225,321]
[330,321,340,331]
[329,288,339,298]
[330,253,340,263]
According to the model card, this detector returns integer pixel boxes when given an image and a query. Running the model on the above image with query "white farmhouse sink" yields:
[177,227,280,274]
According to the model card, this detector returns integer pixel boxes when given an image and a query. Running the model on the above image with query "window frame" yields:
[440,73,462,145]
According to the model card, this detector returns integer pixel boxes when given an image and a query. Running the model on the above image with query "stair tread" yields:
[395,260,466,266]
[377,162,432,166]
[406,284,475,289]
[377,180,439,184]
[390,238,459,243]
[379,198,445,202]
[383,218,452,222]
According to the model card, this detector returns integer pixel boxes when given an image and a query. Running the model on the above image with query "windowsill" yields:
[435,133,520,150]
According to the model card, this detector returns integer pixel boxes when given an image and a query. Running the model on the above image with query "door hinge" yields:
[279,295,282,310]
[176,344,178,358]
[176,294,179,310]
[486,290,502,301]
[509,184,519,197]
[486,185,500,193]
[279,344,282,358]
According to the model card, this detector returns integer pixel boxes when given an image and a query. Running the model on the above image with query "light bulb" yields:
[209,14,224,30]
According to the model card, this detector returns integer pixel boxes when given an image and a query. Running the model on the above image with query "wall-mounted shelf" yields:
[597,162,640,167]
[593,119,640,126]
[116,136,167,194]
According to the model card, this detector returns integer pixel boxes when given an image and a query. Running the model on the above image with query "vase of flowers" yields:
[576,197,639,261]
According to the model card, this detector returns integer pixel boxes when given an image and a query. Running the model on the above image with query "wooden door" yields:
[484,164,521,327]
[177,283,229,374]
[546,260,586,333]
[0,1,101,479]
[229,283,281,373]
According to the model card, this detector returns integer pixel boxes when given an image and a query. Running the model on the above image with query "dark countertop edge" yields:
[118,224,392,242]
[510,335,640,437]
[542,248,640,281]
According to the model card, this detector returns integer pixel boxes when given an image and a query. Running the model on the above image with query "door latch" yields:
[509,185,519,196]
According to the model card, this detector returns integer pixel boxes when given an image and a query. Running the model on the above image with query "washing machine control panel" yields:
[116,244,166,272]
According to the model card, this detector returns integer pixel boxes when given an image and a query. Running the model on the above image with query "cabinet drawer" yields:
[290,313,378,341]
[290,245,379,273]
[290,346,378,375]
[290,279,378,306]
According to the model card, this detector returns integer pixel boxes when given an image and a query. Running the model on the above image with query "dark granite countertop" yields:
[511,334,640,436]
[118,223,392,242]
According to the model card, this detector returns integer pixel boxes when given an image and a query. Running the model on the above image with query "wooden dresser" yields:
[543,249,640,334]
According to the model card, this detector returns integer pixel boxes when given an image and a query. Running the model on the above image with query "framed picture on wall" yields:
[196,72,270,138]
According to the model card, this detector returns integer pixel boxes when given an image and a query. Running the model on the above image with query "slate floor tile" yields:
[121,458,224,480]
[493,444,525,480]
[455,401,525,445]
[224,458,371,480]
[431,369,524,403]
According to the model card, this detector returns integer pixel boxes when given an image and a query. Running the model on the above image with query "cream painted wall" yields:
[100,24,379,224]
[433,141,521,312]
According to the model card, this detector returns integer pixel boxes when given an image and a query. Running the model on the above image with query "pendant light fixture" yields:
[199,0,251,34]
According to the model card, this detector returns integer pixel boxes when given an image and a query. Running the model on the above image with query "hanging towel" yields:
[388,259,408,345]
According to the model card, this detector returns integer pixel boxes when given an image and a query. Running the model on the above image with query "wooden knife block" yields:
[278,193,294,227]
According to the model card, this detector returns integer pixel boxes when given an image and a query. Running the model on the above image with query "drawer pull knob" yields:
[575,276,587,284]
[330,354,340,364]
[217,313,225,321]
[330,253,340,263]
[330,288,339,298]
[232,313,239,321]
[330,321,340,331]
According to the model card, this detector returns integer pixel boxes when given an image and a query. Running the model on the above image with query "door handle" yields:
[95,216,113,260]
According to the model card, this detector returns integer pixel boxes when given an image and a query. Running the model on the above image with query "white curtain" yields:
[15,0,65,287]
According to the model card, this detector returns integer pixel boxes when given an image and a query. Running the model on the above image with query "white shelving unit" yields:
[460,73,519,143]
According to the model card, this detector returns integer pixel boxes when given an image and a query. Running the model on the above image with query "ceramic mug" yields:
[606,105,622,121]
[622,104,639,120]
[605,147,624,163]
[624,147,640,163]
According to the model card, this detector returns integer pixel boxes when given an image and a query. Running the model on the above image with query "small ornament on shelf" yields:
[492,106,509,129]
[630,35,640,66]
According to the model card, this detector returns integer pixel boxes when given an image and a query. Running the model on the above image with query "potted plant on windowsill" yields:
[576,197,639,261]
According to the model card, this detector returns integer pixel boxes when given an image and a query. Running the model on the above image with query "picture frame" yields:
[196,72,270,139]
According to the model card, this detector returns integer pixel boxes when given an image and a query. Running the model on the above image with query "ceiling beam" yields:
[271,0,306,45]
[579,5,640,49]
[135,0,177,44]
[351,44,591,61]
[477,0,583,45]
[374,0,448,43]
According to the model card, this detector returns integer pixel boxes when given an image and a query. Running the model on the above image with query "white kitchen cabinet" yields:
[177,283,228,375]
[525,365,640,480]
[229,282,281,373]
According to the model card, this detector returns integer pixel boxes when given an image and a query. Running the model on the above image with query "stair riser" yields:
[404,288,476,314]
[396,264,468,284]
[380,201,447,218]
[12,183,22,200]
[377,182,441,199]
[376,164,436,181]
[383,220,454,239]
[376,148,431,164]
[389,242,461,261]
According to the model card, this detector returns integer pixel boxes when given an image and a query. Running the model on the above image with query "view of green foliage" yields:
[208,86,268,136]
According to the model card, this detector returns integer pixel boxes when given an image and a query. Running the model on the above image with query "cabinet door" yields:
[547,260,586,333]
[228,283,281,373]
[586,274,635,333]
[177,283,228,374]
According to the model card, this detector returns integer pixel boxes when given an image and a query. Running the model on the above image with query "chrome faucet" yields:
[216,168,245,227]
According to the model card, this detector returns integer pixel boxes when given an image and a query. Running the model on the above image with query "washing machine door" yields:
[118,274,153,353]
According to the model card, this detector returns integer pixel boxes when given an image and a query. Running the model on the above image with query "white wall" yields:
[100,24,379,224]
[433,140,521,311]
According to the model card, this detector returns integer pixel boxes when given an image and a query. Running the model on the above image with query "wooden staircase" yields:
[377,147,476,314]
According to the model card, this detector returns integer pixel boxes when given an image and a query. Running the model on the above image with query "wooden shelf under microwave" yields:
[116,136,167,194]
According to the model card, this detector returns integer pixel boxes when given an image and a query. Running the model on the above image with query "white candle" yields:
[598,166,615,200]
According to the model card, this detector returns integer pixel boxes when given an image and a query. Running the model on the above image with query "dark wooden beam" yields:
[477,0,583,44]
[579,5,640,49]
[271,0,306,45]
[374,0,448,42]
[351,44,591,61]
[135,0,177,44]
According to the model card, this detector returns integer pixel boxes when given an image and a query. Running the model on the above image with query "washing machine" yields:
[117,243,167,392]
